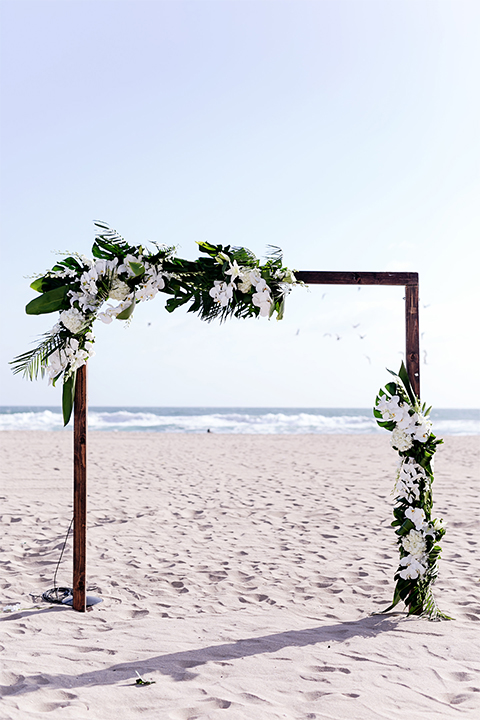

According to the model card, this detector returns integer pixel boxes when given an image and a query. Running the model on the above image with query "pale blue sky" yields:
[1,0,479,408]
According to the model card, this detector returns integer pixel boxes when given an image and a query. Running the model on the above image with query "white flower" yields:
[47,348,68,382]
[68,290,98,313]
[93,259,108,275]
[391,427,413,452]
[385,395,402,414]
[249,269,262,287]
[376,395,391,417]
[225,260,242,282]
[394,477,420,502]
[377,396,411,428]
[64,337,95,374]
[396,411,415,431]
[399,556,426,580]
[148,271,165,291]
[237,269,253,293]
[251,274,273,316]
[47,334,95,382]
[405,507,427,531]
[254,277,268,292]
[136,280,159,302]
[402,528,427,557]
[109,279,131,301]
[394,457,426,502]
[68,348,90,372]
[209,280,233,307]
[410,414,432,443]
[59,308,87,334]
[97,298,133,323]
[252,287,272,317]
[79,267,99,295]
[392,408,411,428]
[118,254,143,277]
[424,518,445,537]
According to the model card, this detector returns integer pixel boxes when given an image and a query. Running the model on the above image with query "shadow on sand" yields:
[1,612,410,696]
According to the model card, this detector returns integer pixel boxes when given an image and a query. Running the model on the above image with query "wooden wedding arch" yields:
[72,270,420,611]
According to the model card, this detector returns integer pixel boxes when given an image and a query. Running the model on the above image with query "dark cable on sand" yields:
[42,516,74,604]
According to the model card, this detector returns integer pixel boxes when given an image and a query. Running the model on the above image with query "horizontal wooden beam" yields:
[295,271,418,286]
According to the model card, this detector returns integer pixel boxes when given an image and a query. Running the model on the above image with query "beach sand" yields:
[0,432,478,719]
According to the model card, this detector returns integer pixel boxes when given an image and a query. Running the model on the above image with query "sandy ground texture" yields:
[0,432,479,720]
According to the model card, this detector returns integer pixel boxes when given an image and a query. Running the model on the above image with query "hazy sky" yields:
[1,0,479,409]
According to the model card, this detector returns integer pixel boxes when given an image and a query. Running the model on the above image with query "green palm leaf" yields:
[10,333,64,381]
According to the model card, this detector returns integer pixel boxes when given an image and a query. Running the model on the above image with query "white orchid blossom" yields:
[136,279,159,302]
[411,415,432,443]
[47,336,94,384]
[394,457,426,502]
[117,254,143,276]
[252,287,273,317]
[209,280,233,307]
[399,556,427,580]
[47,348,68,382]
[405,506,427,531]
[79,267,99,295]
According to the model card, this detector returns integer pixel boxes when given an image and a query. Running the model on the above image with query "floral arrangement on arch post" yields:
[374,362,451,620]
[11,222,298,425]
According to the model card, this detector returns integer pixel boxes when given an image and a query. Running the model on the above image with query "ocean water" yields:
[0,406,478,435]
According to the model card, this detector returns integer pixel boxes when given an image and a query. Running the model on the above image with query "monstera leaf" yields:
[26,286,71,315]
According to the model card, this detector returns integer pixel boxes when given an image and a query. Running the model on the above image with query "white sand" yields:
[0,432,479,719]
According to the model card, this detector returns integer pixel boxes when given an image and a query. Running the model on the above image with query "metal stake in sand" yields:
[73,363,87,612]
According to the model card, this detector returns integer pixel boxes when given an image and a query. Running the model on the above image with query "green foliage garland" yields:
[11,222,298,424]
[374,363,451,620]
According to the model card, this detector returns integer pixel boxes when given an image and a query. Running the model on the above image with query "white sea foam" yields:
[88,410,380,434]
[0,409,65,431]
[1,407,478,434]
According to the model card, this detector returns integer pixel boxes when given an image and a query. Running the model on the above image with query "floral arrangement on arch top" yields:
[11,222,298,425]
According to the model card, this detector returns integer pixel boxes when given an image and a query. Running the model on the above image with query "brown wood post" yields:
[405,280,420,399]
[73,363,87,612]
